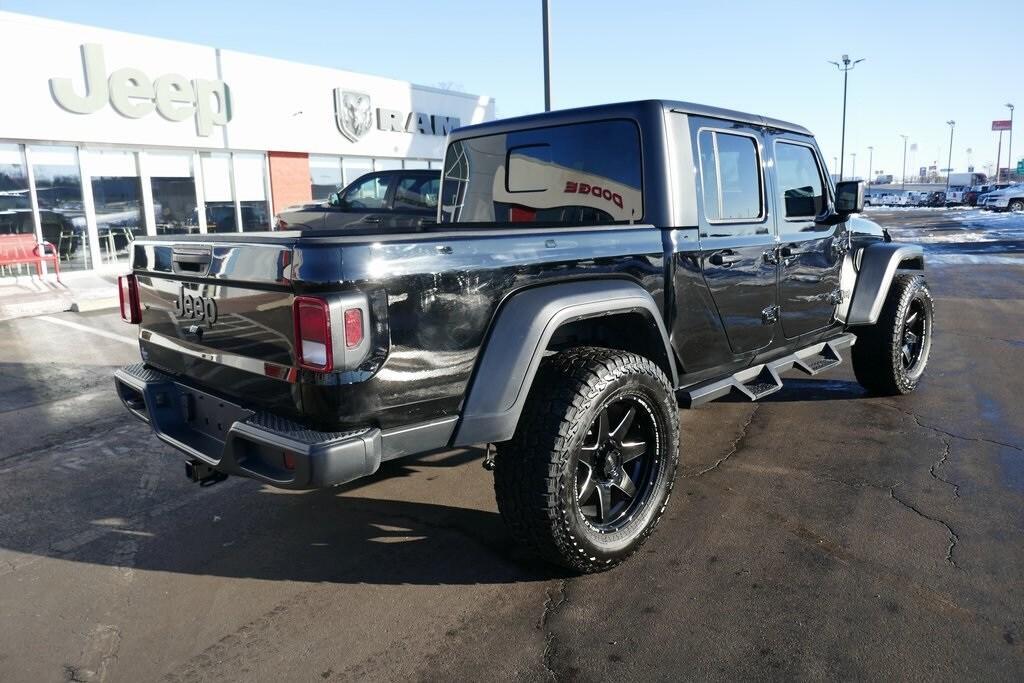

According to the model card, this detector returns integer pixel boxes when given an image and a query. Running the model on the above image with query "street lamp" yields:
[829,54,865,181]
[900,135,909,191]
[945,120,956,193]
[1008,103,1015,180]
[866,146,874,186]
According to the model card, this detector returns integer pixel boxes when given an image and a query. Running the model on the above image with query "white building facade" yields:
[0,11,494,277]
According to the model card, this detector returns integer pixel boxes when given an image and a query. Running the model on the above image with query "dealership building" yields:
[0,11,494,278]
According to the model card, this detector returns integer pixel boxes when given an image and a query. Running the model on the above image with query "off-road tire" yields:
[852,274,934,395]
[493,347,679,573]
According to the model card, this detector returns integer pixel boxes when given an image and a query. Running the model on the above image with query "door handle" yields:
[709,251,741,267]
[362,215,383,224]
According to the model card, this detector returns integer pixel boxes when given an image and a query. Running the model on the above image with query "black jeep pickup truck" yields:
[115,100,933,572]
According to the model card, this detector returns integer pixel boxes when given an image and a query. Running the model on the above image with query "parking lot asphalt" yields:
[1,208,1022,681]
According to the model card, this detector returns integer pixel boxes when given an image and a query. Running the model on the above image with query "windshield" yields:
[439,119,643,226]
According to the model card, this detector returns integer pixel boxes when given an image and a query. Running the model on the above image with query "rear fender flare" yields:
[847,243,924,326]
[452,280,676,447]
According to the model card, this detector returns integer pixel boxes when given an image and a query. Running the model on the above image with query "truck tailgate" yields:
[132,238,301,417]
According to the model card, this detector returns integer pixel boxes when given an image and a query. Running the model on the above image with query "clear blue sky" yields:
[5,0,1023,179]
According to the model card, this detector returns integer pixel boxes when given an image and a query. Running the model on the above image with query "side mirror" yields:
[327,192,340,207]
[835,180,865,215]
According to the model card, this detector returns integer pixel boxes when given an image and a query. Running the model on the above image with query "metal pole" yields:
[901,135,908,191]
[829,55,864,182]
[840,68,848,181]
[945,120,955,194]
[867,146,874,187]
[1008,104,1015,180]
[995,130,1003,183]
[850,152,856,179]
[542,0,552,112]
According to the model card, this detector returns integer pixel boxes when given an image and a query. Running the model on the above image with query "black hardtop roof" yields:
[449,99,813,140]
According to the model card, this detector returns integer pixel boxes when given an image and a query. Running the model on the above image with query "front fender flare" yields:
[847,242,924,326]
[452,280,676,447]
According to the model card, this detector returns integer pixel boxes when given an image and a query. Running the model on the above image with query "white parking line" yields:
[36,315,138,346]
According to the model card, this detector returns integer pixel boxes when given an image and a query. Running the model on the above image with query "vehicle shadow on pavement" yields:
[2,442,571,587]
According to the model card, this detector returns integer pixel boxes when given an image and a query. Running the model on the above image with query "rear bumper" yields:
[114,363,382,489]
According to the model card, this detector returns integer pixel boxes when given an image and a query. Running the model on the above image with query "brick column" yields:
[267,152,311,216]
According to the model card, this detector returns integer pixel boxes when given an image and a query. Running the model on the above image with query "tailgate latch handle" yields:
[172,246,213,274]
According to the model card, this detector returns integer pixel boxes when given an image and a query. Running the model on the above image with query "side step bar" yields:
[679,333,856,407]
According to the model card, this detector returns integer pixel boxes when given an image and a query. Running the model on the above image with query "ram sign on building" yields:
[0,11,494,277]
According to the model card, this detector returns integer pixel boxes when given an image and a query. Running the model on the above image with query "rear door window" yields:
[697,130,764,222]
[393,174,440,211]
[440,119,643,225]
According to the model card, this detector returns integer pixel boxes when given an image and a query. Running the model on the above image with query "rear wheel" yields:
[852,274,934,395]
[1009,199,1024,213]
[493,347,679,573]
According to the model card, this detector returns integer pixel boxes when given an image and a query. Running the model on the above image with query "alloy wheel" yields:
[901,300,928,371]
[576,395,660,531]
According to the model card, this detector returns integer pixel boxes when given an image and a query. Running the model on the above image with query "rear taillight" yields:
[118,274,141,324]
[292,293,371,373]
[293,296,333,371]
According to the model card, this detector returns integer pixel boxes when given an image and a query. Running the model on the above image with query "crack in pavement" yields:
[889,484,960,569]
[539,579,568,681]
[693,404,760,477]
[888,405,1024,454]
[929,438,961,499]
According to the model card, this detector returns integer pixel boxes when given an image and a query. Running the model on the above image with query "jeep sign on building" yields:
[0,11,494,277]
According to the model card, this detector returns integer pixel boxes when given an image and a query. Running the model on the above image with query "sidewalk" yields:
[0,271,119,321]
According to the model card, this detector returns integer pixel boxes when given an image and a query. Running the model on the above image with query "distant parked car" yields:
[978,184,1024,212]
[944,185,969,205]
[964,185,991,206]
[923,191,946,207]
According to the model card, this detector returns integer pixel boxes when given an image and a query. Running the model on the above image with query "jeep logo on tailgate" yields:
[174,286,218,327]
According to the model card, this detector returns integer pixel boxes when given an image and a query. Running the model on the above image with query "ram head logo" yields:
[334,89,373,142]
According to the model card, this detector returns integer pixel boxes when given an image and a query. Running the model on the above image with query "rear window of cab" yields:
[440,119,643,226]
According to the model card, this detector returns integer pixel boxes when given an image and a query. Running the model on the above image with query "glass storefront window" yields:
[374,158,402,172]
[31,145,90,271]
[0,143,32,238]
[85,149,141,266]
[148,151,199,235]
[201,152,235,233]
[342,156,373,186]
[0,143,35,277]
[310,155,342,201]
[234,153,269,232]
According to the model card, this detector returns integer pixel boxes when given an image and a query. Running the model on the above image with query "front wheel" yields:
[852,274,934,395]
[1009,199,1024,213]
[494,347,679,573]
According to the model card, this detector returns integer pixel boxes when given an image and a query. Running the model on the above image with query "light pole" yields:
[829,54,865,181]
[1008,103,1015,180]
[945,120,955,193]
[542,0,552,111]
[900,135,909,190]
[866,146,874,186]
[833,156,839,178]
[850,152,857,179]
